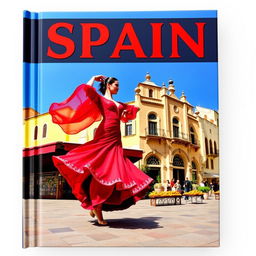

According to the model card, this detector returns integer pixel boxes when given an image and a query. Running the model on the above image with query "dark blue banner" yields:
[24,18,217,63]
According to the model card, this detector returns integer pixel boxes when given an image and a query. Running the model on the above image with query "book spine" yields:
[23,10,39,248]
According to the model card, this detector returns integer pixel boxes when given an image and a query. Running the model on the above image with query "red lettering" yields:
[47,23,75,59]
[150,23,164,58]
[80,23,109,58]
[111,23,147,58]
[170,22,206,58]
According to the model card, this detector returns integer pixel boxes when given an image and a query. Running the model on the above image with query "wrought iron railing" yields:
[144,128,200,146]
[172,132,189,140]
[207,150,219,155]
[145,128,167,137]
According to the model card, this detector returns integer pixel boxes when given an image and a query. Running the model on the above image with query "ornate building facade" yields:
[195,106,219,181]
[120,73,207,187]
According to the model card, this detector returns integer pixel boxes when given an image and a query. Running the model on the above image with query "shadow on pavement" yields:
[98,217,163,229]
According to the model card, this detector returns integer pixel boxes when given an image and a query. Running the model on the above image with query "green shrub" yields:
[197,186,211,193]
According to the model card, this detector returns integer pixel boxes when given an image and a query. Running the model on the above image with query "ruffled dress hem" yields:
[53,155,153,212]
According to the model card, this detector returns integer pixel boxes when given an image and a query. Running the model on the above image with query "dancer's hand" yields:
[94,75,106,82]
[121,110,128,119]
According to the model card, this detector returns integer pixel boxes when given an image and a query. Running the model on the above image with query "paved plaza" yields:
[23,196,219,247]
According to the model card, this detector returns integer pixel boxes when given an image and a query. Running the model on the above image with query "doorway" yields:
[146,167,161,183]
[173,168,185,186]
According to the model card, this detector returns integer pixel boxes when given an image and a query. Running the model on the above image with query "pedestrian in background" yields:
[183,177,192,200]
[166,180,171,191]
[174,180,182,193]
[170,178,175,191]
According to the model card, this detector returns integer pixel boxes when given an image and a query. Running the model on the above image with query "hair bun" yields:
[98,77,118,95]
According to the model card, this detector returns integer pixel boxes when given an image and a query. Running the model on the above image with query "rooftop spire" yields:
[145,72,151,81]
[168,79,175,95]
[180,91,187,102]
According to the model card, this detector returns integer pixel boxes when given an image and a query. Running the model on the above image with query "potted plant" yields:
[154,183,164,192]
[197,186,211,199]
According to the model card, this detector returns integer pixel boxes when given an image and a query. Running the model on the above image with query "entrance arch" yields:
[145,155,161,183]
[172,154,185,186]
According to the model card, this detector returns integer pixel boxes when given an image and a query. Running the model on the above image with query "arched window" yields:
[173,155,184,167]
[214,141,218,154]
[173,118,179,138]
[206,158,209,168]
[192,161,197,182]
[34,126,38,140]
[205,138,209,154]
[211,159,214,169]
[149,89,153,98]
[148,113,157,120]
[42,124,47,138]
[209,140,213,154]
[190,127,196,144]
[125,120,132,136]
[148,113,158,135]
[146,156,160,165]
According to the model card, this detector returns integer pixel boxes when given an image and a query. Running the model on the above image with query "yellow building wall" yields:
[198,116,219,176]
[24,113,90,148]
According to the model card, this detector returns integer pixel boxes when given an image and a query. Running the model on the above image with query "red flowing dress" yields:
[49,84,153,211]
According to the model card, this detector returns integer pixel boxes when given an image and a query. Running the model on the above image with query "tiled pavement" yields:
[23,197,219,247]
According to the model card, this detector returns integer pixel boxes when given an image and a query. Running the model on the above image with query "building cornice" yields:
[139,82,161,89]
[24,111,50,120]
[161,94,194,108]
[188,114,198,121]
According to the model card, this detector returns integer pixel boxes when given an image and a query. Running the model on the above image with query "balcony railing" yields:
[172,132,189,140]
[145,128,167,137]
[144,128,200,147]
[207,150,219,157]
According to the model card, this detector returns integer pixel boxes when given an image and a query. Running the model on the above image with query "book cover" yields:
[23,10,219,247]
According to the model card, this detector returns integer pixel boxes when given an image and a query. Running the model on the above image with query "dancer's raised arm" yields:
[87,75,106,86]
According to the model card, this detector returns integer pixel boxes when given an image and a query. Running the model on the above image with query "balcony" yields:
[171,134,200,150]
[207,150,219,157]
[145,128,167,141]
[191,140,200,151]
[144,128,200,149]
[170,132,190,146]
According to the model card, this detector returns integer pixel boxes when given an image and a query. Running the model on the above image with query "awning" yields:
[203,172,219,178]
[23,142,143,163]
[22,142,80,157]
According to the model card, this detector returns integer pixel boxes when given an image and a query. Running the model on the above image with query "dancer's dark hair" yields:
[99,77,118,95]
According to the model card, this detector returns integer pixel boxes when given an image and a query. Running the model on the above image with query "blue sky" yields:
[24,62,218,114]
[23,10,218,114]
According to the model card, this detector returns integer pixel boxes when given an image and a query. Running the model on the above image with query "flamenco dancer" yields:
[49,75,154,226]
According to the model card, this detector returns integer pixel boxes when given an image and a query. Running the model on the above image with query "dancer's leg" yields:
[94,204,108,225]
[89,209,95,218]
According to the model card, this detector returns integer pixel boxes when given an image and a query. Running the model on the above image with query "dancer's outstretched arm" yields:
[87,75,106,86]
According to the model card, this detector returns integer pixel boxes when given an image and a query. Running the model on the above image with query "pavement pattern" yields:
[23,196,219,247]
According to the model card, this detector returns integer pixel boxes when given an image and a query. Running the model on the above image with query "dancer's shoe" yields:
[97,220,108,226]
[89,210,95,218]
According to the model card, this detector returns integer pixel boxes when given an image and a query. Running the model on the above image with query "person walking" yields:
[183,177,192,200]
